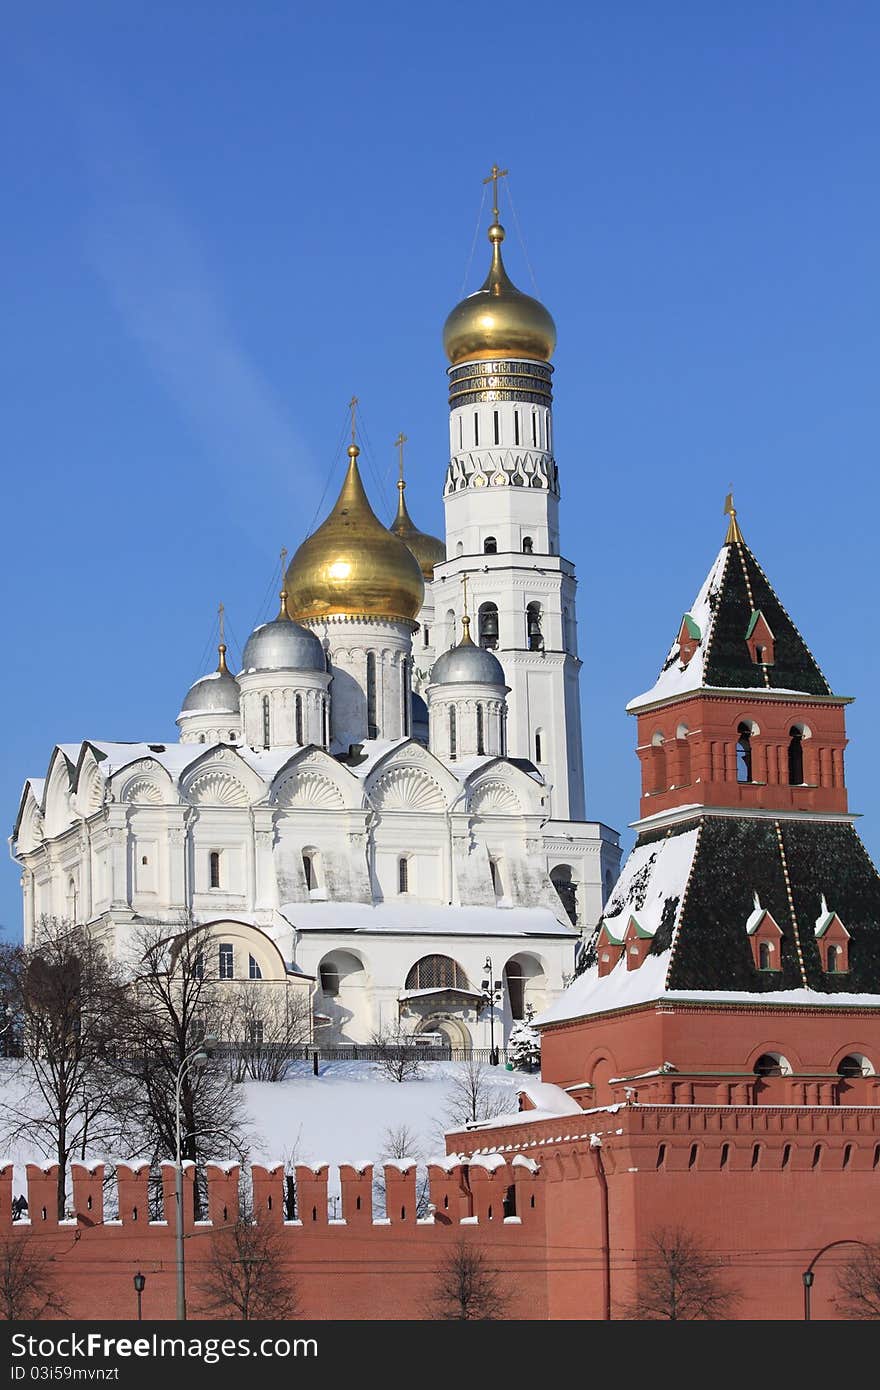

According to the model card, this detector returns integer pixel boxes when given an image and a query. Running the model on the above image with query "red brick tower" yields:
[538,500,880,1100]
[456,503,880,1319]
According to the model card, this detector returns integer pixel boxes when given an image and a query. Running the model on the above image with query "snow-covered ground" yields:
[0,1059,524,1201]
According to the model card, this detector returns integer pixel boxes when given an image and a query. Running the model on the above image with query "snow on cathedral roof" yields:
[279,901,576,939]
[628,536,834,712]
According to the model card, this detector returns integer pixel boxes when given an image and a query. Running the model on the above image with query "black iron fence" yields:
[238,1043,511,1067]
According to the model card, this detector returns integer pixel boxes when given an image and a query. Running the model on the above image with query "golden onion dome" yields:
[443,222,556,366]
[286,445,425,623]
[389,477,445,580]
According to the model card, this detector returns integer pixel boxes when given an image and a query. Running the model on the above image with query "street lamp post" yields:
[482,957,502,1066]
[802,1239,868,1320]
[174,1038,216,1322]
[133,1271,146,1321]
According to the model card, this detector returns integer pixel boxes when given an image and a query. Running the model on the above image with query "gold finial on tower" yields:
[459,573,474,644]
[723,490,744,545]
[394,431,408,490]
[278,545,290,618]
[482,163,509,222]
[217,602,229,672]
[349,395,359,445]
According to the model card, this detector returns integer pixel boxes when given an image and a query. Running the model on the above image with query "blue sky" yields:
[2,3,879,936]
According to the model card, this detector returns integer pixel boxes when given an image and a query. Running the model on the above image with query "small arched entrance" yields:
[415,1016,472,1051]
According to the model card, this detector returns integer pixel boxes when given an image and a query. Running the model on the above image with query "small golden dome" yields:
[286,445,425,623]
[443,222,556,366]
[389,479,445,580]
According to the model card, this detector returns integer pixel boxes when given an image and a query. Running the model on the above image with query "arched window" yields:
[676,724,691,785]
[526,602,543,651]
[500,708,507,757]
[248,954,262,980]
[455,541,463,556]
[506,963,525,1020]
[478,602,499,649]
[546,411,552,451]
[398,857,409,894]
[522,536,533,554]
[406,956,469,991]
[476,704,485,756]
[66,876,77,923]
[473,412,479,446]
[838,1054,873,1078]
[446,608,456,648]
[514,410,520,446]
[650,732,666,795]
[322,700,328,748]
[827,944,840,973]
[788,726,804,785]
[319,961,340,996]
[483,536,497,555]
[218,944,234,980]
[531,411,537,446]
[262,695,271,750]
[550,865,577,925]
[737,722,753,783]
[493,409,500,445]
[302,851,317,893]
[753,1053,791,1077]
[758,941,772,970]
[209,851,221,889]
[295,694,303,745]
[402,659,410,737]
[535,729,543,763]
[449,706,457,760]
[489,858,501,899]
[504,954,546,1022]
[366,652,378,739]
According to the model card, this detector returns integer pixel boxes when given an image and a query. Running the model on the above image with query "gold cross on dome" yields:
[349,395,358,445]
[217,602,225,644]
[394,431,408,483]
[461,573,470,617]
[482,164,509,221]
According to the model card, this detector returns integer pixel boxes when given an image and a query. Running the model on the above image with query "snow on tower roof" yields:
[628,532,834,712]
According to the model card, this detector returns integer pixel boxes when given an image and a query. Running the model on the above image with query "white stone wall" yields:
[239,668,330,750]
[304,617,415,750]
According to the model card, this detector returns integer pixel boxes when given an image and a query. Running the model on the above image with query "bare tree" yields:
[373,1123,430,1219]
[835,1242,880,1320]
[195,1201,300,1320]
[427,1238,512,1320]
[220,984,311,1083]
[121,923,250,1216]
[626,1226,741,1320]
[0,1235,68,1320]
[442,1057,511,1129]
[370,1022,424,1082]
[0,917,136,1218]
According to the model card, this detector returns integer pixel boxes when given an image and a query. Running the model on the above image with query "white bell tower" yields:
[430,169,586,820]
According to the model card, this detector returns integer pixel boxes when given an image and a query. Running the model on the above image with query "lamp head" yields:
[133,1272,146,1293]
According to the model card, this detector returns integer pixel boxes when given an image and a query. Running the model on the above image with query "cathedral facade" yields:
[11,195,620,1049]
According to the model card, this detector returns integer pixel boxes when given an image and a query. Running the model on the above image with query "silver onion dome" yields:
[431,635,506,687]
[240,616,325,675]
[179,663,241,717]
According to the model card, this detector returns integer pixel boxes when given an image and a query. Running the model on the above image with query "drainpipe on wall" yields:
[590,1134,611,1321]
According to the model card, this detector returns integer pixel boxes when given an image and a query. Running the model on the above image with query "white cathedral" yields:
[11,187,620,1051]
